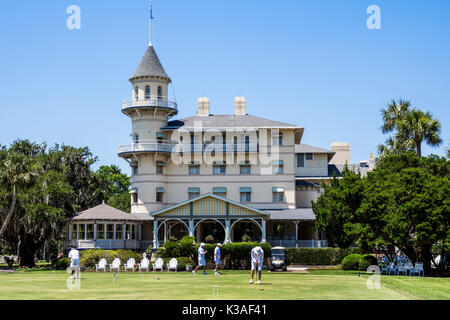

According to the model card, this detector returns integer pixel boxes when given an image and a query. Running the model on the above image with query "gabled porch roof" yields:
[151,193,270,219]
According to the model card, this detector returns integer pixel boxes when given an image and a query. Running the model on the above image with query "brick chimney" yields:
[234,97,247,116]
[197,97,210,116]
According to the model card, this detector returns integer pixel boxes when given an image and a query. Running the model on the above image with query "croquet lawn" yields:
[0,270,448,300]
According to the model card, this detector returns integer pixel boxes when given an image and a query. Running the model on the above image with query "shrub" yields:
[80,249,142,269]
[205,235,214,244]
[156,257,194,271]
[359,254,378,271]
[162,241,178,258]
[241,234,251,242]
[220,242,271,270]
[341,254,363,270]
[176,236,196,259]
[54,257,70,270]
[285,247,364,266]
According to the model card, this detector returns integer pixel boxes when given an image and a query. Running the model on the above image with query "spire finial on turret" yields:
[149,0,154,46]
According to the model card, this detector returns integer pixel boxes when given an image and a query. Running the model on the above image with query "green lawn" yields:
[0,270,448,300]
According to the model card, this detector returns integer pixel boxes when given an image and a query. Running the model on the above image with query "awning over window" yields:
[156,132,166,139]
[240,187,252,193]
[129,188,138,194]
[156,187,165,193]
[188,187,200,193]
[213,187,227,193]
[272,187,284,193]
[272,160,284,165]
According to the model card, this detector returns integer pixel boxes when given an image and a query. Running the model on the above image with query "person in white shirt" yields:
[249,246,264,285]
[214,243,222,275]
[68,247,80,280]
[193,243,208,275]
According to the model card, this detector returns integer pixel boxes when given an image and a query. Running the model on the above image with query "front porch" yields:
[151,194,270,248]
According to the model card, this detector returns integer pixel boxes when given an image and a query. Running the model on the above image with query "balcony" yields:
[118,141,260,156]
[118,140,176,156]
[121,96,178,113]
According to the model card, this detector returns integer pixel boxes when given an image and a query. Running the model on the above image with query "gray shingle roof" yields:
[295,144,334,154]
[71,203,139,221]
[130,45,171,81]
[162,114,302,130]
[267,208,316,221]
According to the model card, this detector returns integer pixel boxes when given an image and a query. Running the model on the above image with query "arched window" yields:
[145,86,150,99]
[157,86,162,100]
[134,86,139,100]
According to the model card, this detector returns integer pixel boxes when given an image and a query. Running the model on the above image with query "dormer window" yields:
[145,86,150,99]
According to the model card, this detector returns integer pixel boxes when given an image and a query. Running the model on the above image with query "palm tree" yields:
[0,153,39,238]
[397,109,443,157]
[381,99,411,134]
[377,136,408,158]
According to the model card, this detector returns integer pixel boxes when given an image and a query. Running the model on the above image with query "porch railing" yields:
[268,240,328,248]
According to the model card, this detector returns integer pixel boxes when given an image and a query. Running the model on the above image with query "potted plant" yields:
[186,262,193,272]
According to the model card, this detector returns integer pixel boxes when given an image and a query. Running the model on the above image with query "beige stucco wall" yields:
[295,153,329,177]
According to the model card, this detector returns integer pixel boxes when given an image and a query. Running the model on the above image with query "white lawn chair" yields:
[124,258,135,272]
[96,258,107,272]
[153,258,164,272]
[167,258,178,272]
[139,257,150,272]
[110,258,121,272]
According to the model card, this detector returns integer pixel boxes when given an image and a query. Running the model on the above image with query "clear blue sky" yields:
[1,0,449,174]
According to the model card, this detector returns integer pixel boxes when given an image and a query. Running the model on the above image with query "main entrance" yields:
[151,194,269,247]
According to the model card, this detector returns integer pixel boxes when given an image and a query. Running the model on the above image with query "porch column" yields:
[69,224,73,241]
[153,219,159,248]
[293,221,299,248]
[104,223,107,240]
[163,223,168,242]
[123,222,126,248]
[84,224,87,240]
[94,222,97,240]
[113,224,116,240]
[261,219,266,243]
[224,218,231,244]
[188,218,194,237]
[76,224,79,240]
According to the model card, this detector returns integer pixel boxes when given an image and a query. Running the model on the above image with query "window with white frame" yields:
[297,153,305,168]
[189,164,200,175]
[272,187,285,203]
[97,224,105,239]
[240,187,252,202]
[213,164,226,175]
[240,163,251,175]
[134,86,139,100]
[273,160,284,174]
[116,224,123,240]
[272,132,283,145]
[156,187,164,203]
[145,85,150,99]
[213,187,227,198]
[188,187,200,200]
[305,153,313,160]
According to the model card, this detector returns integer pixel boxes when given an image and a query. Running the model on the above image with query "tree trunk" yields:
[416,141,422,157]
[18,232,40,268]
[0,185,17,239]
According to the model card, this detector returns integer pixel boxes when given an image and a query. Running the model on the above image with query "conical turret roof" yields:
[130,45,171,82]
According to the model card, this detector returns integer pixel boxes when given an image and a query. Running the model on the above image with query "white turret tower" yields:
[118,6,178,214]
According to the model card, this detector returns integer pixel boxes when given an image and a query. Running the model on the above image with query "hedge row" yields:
[155,240,272,270]
[341,253,378,271]
[80,249,143,269]
[285,247,364,266]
